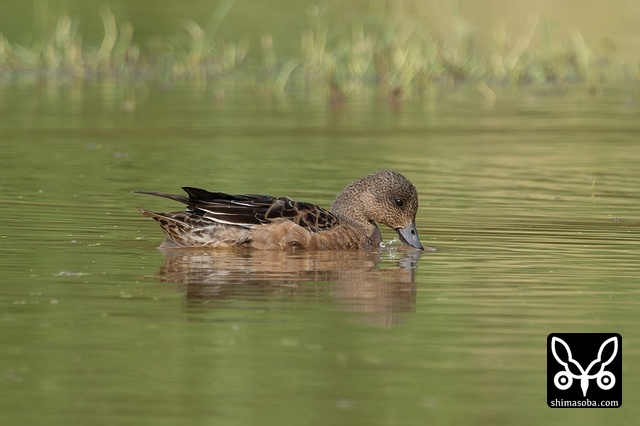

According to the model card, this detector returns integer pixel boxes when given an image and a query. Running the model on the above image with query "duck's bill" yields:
[396,222,426,250]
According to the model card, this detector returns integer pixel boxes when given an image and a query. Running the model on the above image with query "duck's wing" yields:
[136,187,340,232]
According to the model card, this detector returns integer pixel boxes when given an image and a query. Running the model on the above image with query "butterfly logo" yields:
[551,336,618,397]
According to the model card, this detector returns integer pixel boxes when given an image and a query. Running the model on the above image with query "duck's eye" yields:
[394,198,404,207]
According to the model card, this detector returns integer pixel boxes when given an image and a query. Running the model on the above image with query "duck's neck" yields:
[330,183,381,244]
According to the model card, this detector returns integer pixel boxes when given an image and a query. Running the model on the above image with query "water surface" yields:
[1,84,638,425]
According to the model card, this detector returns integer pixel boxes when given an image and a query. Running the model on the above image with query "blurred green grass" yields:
[0,2,636,95]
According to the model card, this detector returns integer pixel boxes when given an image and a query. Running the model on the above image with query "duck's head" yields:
[331,170,425,250]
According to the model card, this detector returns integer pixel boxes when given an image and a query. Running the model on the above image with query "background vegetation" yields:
[0,0,638,95]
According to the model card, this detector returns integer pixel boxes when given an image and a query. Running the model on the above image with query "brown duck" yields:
[135,170,425,250]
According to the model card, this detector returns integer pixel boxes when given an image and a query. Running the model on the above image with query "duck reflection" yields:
[155,247,424,327]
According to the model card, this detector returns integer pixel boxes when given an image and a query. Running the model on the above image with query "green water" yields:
[1,83,638,425]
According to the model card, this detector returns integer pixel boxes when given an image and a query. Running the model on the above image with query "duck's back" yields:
[136,188,369,249]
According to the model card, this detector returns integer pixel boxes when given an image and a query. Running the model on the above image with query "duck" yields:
[135,170,425,250]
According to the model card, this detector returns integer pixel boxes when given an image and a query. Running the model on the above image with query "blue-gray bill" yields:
[396,221,426,250]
